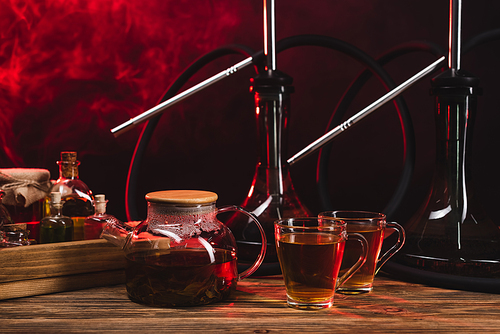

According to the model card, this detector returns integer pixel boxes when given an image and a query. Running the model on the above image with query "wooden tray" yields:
[0,239,126,300]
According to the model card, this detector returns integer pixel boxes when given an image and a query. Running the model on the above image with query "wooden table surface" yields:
[1,274,499,333]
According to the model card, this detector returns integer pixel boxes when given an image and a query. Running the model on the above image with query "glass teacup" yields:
[318,211,405,294]
[275,217,368,309]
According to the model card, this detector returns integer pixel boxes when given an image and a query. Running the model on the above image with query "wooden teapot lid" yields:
[145,190,218,204]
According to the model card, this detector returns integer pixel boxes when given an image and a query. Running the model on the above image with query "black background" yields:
[1,1,499,227]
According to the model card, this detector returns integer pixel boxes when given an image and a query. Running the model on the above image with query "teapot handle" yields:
[217,205,267,280]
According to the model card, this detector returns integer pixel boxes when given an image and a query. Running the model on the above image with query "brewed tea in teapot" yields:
[102,190,266,307]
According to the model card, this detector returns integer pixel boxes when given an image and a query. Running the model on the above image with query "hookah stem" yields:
[286,56,446,166]
[316,40,446,213]
[261,0,287,202]
[384,0,500,293]
[264,0,277,71]
[111,57,254,137]
[449,0,461,70]
[111,0,279,138]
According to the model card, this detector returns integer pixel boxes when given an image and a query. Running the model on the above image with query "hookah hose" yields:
[125,44,258,221]
[124,34,418,277]
[317,40,446,218]
[463,28,500,52]
[125,35,414,223]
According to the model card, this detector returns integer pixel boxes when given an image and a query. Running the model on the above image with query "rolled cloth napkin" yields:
[0,169,52,207]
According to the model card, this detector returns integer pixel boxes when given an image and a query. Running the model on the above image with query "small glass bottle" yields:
[0,230,31,248]
[50,151,94,241]
[84,194,121,240]
[40,192,74,244]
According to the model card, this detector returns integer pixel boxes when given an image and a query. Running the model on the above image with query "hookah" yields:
[382,0,500,293]
[222,0,311,265]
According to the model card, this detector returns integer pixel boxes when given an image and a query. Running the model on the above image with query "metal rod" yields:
[449,0,462,70]
[111,57,254,137]
[287,56,446,166]
[264,0,277,70]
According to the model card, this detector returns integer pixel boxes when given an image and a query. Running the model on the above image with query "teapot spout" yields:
[100,220,140,249]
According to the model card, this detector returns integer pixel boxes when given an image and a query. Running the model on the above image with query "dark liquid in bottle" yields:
[125,248,238,307]
[39,223,73,243]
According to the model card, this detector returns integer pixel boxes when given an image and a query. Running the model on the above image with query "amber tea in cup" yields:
[275,217,367,309]
[318,211,405,294]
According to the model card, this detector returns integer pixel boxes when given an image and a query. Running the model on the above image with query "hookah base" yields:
[382,260,500,294]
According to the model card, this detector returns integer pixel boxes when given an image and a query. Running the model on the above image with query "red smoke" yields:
[0,0,243,166]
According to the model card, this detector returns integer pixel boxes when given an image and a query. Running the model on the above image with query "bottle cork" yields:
[95,194,107,214]
[61,151,77,162]
[58,151,79,178]
[51,192,62,204]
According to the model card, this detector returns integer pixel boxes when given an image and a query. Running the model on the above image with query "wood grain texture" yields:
[1,275,499,333]
[0,239,125,300]
[0,269,125,300]
[0,239,124,283]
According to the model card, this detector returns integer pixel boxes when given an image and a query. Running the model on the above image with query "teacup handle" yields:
[336,233,368,288]
[375,221,406,275]
[217,205,267,280]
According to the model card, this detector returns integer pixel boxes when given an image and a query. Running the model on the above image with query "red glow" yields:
[0,0,242,165]
[447,105,451,140]
[326,308,365,319]
[237,280,287,302]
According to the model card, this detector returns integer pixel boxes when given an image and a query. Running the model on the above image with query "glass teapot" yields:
[101,190,267,307]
